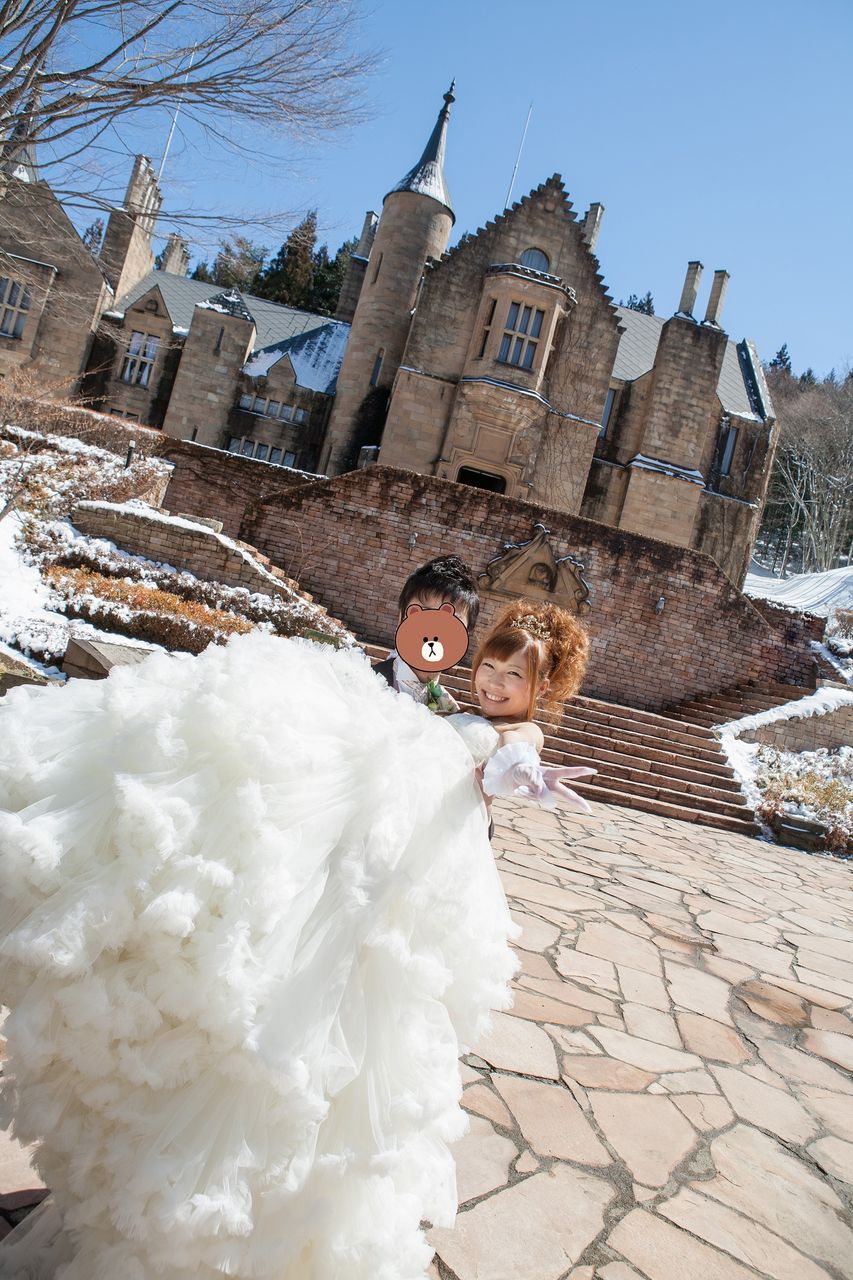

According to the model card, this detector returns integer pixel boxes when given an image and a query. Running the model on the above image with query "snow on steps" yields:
[663,680,815,730]
[362,645,759,837]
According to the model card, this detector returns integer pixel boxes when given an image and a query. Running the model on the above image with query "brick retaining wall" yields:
[162,449,819,711]
[742,702,853,753]
[71,501,306,601]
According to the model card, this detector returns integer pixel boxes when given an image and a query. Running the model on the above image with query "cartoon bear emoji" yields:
[394,602,469,674]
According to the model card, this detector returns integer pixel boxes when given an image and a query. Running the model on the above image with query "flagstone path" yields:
[2,798,852,1275]
[429,797,853,1280]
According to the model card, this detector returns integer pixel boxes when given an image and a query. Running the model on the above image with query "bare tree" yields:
[761,371,853,575]
[0,1,374,227]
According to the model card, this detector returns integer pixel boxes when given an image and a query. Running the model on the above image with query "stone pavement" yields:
[430,796,853,1280]
[2,799,852,1274]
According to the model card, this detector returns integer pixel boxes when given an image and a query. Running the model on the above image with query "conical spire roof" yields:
[385,82,455,221]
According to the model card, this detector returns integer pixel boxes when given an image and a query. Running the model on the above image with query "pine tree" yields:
[768,344,792,373]
[210,236,266,291]
[621,291,655,315]
[799,367,817,389]
[254,212,318,309]
[305,237,357,315]
[81,217,105,256]
[190,260,214,282]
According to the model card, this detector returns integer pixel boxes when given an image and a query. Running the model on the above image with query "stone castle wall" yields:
[162,445,817,711]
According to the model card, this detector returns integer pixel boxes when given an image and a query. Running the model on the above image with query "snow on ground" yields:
[743,562,853,615]
[0,510,69,662]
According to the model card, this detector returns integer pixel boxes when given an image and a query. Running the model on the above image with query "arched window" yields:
[519,247,550,272]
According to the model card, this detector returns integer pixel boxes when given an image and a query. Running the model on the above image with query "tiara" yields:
[510,614,551,641]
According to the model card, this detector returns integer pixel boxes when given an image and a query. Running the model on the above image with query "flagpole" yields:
[505,102,533,209]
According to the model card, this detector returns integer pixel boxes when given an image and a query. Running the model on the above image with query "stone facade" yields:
[0,177,112,393]
[161,450,816,713]
[1,88,778,589]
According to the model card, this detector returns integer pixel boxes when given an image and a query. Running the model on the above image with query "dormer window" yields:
[497,301,544,370]
[519,247,550,272]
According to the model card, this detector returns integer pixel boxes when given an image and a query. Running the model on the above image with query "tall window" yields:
[478,299,496,358]
[370,349,384,387]
[121,331,159,387]
[719,421,739,476]
[497,301,544,370]
[599,388,617,439]
[0,277,31,339]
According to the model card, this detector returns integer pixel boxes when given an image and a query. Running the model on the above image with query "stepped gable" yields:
[431,174,622,326]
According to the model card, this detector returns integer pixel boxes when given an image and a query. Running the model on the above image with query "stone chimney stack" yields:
[703,269,730,327]
[581,202,604,251]
[676,260,704,317]
[100,154,163,297]
[160,232,190,277]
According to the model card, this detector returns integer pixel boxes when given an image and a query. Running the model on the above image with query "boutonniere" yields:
[425,679,444,712]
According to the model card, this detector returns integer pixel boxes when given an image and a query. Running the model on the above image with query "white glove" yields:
[482,742,596,812]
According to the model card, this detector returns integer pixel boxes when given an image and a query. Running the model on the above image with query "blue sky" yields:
[125,0,851,377]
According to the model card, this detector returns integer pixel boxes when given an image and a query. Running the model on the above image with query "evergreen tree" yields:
[305,237,357,315]
[799,367,818,389]
[621,291,655,315]
[210,236,266,291]
[768,344,792,373]
[191,260,214,282]
[254,211,318,309]
[81,217,104,256]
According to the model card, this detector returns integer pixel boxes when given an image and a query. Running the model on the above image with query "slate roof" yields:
[110,270,350,394]
[243,322,350,395]
[386,84,455,220]
[613,307,767,421]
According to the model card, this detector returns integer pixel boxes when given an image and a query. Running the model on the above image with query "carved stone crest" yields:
[478,523,591,614]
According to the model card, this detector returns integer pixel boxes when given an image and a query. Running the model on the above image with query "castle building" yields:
[0,87,775,586]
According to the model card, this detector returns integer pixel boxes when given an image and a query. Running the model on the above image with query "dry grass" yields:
[755,747,853,853]
[45,565,254,654]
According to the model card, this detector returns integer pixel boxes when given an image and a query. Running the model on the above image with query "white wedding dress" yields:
[0,634,516,1280]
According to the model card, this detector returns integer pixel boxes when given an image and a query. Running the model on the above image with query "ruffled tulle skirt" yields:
[0,634,516,1278]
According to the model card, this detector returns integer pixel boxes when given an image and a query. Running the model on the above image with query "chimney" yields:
[160,232,190,277]
[356,210,379,258]
[677,260,703,317]
[581,202,604,251]
[703,269,730,326]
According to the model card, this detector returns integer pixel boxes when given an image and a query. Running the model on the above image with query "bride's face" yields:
[474,651,536,720]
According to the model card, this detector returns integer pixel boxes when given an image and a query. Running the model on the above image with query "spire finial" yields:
[384,83,456,221]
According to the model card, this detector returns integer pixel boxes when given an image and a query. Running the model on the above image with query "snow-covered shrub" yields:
[754,744,853,853]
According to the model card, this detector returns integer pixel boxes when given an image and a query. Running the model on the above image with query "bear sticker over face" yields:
[395,603,469,674]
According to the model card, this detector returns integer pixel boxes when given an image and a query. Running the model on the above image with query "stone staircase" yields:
[363,645,760,836]
[662,680,814,730]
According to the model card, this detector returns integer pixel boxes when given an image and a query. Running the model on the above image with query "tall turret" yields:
[319,84,457,474]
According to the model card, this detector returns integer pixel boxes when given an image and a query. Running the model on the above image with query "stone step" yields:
[566,779,761,837]
[551,758,752,819]
[546,738,744,801]
[360,642,757,835]
[542,727,737,783]
[444,687,730,770]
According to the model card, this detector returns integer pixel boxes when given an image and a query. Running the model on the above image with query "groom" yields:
[373,554,480,713]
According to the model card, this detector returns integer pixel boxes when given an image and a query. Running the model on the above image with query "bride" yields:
[0,632,517,1279]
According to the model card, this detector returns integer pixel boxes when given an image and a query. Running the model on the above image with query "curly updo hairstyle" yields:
[471,599,589,720]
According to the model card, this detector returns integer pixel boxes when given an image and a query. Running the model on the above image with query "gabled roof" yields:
[111,270,342,350]
[243,322,350,395]
[613,307,768,421]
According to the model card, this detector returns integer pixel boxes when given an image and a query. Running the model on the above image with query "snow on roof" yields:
[112,270,347,352]
[628,454,705,485]
[613,308,768,421]
[242,321,350,394]
[744,564,853,617]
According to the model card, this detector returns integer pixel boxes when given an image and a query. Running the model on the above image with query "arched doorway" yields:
[456,466,507,494]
